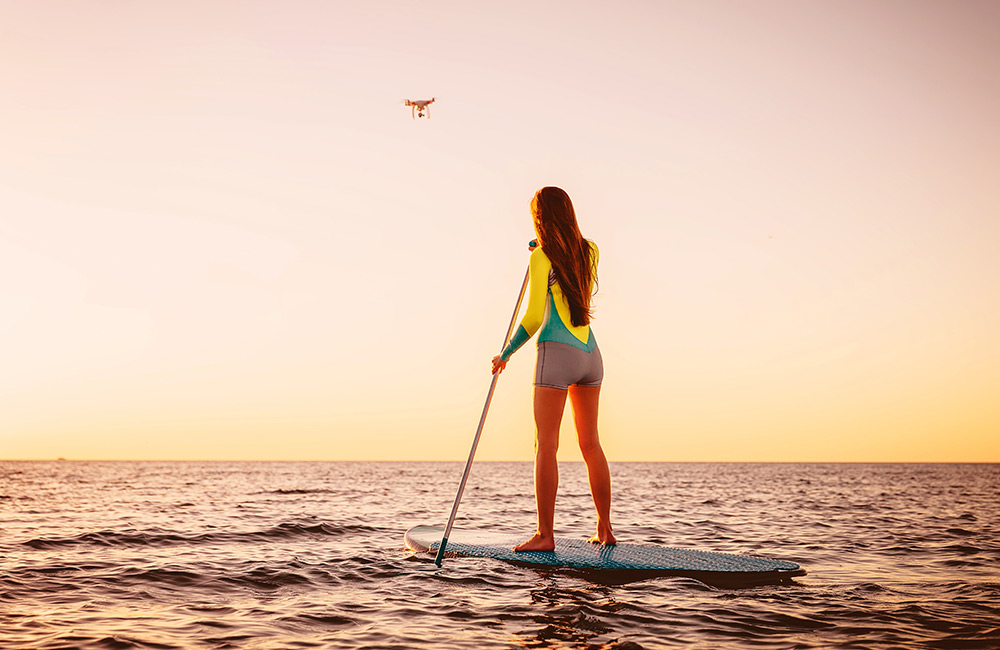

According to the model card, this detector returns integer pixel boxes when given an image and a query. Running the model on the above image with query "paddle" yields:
[435,243,535,567]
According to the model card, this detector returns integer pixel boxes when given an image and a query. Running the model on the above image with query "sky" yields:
[1,0,998,462]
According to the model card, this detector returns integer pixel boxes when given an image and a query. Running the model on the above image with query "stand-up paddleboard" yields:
[405,526,805,585]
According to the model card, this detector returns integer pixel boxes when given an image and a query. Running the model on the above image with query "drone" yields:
[404,98,435,119]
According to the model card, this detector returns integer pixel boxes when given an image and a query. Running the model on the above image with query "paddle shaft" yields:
[435,264,531,567]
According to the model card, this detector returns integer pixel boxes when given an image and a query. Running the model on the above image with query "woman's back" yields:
[534,242,599,351]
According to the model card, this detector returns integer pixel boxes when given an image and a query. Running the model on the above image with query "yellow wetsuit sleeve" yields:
[519,247,553,338]
[499,247,551,361]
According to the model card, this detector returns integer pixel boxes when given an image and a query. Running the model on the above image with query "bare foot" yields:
[513,533,555,552]
[588,529,617,546]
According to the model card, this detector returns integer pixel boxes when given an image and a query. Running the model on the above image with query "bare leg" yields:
[513,386,567,552]
[568,384,616,545]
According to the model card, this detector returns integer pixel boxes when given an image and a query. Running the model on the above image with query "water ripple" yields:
[1,461,998,649]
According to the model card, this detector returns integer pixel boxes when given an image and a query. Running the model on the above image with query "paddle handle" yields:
[435,263,531,567]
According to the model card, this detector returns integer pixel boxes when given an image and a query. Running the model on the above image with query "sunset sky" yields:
[2,1,997,462]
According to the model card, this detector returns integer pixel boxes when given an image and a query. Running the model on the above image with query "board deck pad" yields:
[405,525,805,581]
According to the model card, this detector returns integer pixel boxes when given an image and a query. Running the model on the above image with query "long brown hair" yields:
[531,186,596,327]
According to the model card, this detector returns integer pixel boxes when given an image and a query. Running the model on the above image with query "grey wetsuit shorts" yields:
[534,341,603,389]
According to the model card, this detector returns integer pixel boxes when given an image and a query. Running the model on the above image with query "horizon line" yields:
[2,458,997,464]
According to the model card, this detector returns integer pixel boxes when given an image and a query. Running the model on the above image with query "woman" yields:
[491,186,616,552]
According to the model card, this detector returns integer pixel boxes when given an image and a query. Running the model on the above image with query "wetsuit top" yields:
[499,241,599,362]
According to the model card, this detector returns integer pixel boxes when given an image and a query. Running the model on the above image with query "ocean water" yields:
[2,461,998,649]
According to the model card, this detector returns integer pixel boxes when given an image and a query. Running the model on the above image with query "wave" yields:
[22,521,378,550]
[277,613,356,628]
[261,488,341,495]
